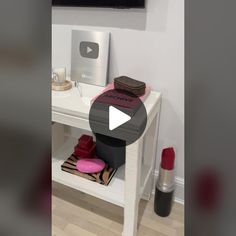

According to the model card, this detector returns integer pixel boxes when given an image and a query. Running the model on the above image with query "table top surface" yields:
[52,82,161,120]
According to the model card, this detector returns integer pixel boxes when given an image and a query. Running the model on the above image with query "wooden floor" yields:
[52,183,184,236]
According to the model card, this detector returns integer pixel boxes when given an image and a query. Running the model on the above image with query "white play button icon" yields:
[87,46,93,54]
[109,106,131,131]
[89,89,147,146]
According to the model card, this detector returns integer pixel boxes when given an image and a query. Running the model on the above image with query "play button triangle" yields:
[109,106,131,131]
[87,46,93,54]
[89,89,148,146]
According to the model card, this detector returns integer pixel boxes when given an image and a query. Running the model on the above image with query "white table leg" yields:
[142,113,160,199]
[123,139,143,236]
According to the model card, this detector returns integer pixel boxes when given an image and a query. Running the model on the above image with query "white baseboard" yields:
[152,171,184,205]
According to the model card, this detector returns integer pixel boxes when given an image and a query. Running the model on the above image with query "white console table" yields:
[52,83,161,236]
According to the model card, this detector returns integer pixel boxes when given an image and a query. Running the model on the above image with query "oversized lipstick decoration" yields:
[154,147,175,217]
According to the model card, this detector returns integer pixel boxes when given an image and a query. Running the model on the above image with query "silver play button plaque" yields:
[71,30,110,86]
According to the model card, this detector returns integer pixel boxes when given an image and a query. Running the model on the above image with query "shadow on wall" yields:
[108,35,119,81]
[52,7,147,30]
[52,0,169,32]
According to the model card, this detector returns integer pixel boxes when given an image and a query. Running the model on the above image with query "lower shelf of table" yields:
[52,138,151,207]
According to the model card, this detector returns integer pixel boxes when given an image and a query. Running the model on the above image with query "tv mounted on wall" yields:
[52,0,145,8]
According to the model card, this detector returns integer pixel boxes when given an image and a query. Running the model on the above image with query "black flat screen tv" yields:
[52,0,145,8]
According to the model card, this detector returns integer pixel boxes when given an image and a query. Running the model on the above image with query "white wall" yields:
[52,0,184,200]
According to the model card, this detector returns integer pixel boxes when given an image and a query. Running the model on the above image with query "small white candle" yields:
[52,67,66,84]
